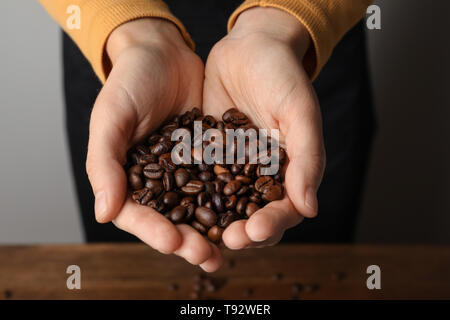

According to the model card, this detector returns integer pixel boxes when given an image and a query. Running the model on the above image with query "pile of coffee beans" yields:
[126,107,286,244]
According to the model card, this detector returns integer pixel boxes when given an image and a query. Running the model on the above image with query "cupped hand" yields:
[86,18,222,272]
[202,7,326,249]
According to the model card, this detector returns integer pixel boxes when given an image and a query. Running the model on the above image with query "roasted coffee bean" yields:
[197,192,210,207]
[203,115,217,128]
[129,164,142,176]
[225,195,237,210]
[162,191,178,209]
[148,134,162,145]
[231,164,243,175]
[183,203,195,222]
[145,179,164,196]
[130,153,140,165]
[136,145,149,155]
[181,111,195,127]
[129,174,143,190]
[236,197,248,215]
[212,193,225,213]
[223,180,241,196]
[272,273,283,281]
[181,180,204,195]
[222,108,239,123]
[186,167,199,180]
[161,121,178,133]
[213,180,225,194]
[235,175,252,185]
[180,196,194,206]
[254,176,274,193]
[169,205,186,224]
[246,202,260,217]
[217,172,233,183]
[216,121,224,130]
[126,107,287,242]
[128,165,143,190]
[304,283,320,293]
[163,172,175,191]
[292,283,303,295]
[195,206,217,227]
[150,140,171,156]
[230,111,248,125]
[132,188,153,205]
[249,191,262,204]
[198,171,214,182]
[143,163,164,179]
[204,181,215,195]
[217,212,236,228]
[148,199,164,212]
[213,165,229,175]
[278,147,287,165]
[174,168,190,187]
[197,163,211,172]
[236,185,249,196]
[274,172,282,182]
[261,183,283,201]
[207,226,223,244]
[138,154,158,165]
[191,220,207,234]
[159,153,176,172]
[243,163,256,176]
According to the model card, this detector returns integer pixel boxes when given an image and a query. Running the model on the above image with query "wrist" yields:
[231,7,311,58]
[106,18,189,64]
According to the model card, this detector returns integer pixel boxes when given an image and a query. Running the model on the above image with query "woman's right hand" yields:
[85,18,223,272]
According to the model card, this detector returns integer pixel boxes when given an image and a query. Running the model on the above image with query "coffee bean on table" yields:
[125,107,287,244]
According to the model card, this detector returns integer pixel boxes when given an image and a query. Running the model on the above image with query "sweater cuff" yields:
[79,0,194,83]
[228,0,333,80]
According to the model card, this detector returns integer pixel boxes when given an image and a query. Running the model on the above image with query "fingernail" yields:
[95,191,107,221]
[305,187,318,214]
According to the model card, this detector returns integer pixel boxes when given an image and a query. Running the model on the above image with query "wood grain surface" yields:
[0,244,449,300]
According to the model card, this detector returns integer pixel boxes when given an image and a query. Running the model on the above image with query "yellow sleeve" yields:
[228,0,373,80]
[39,0,194,83]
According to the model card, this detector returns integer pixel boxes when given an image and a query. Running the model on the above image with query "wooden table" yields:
[0,244,449,300]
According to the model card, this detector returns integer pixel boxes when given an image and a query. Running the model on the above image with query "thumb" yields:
[86,83,136,223]
[281,90,325,218]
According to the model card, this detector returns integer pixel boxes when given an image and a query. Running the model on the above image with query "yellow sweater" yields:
[39,0,372,83]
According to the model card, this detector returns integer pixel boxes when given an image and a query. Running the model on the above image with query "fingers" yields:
[113,198,182,254]
[222,198,301,250]
[114,205,223,270]
[86,78,139,223]
[200,243,224,272]
[245,197,303,241]
[280,86,326,218]
[173,224,212,265]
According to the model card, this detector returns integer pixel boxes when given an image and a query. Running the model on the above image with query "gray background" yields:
[0,0,448,244]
